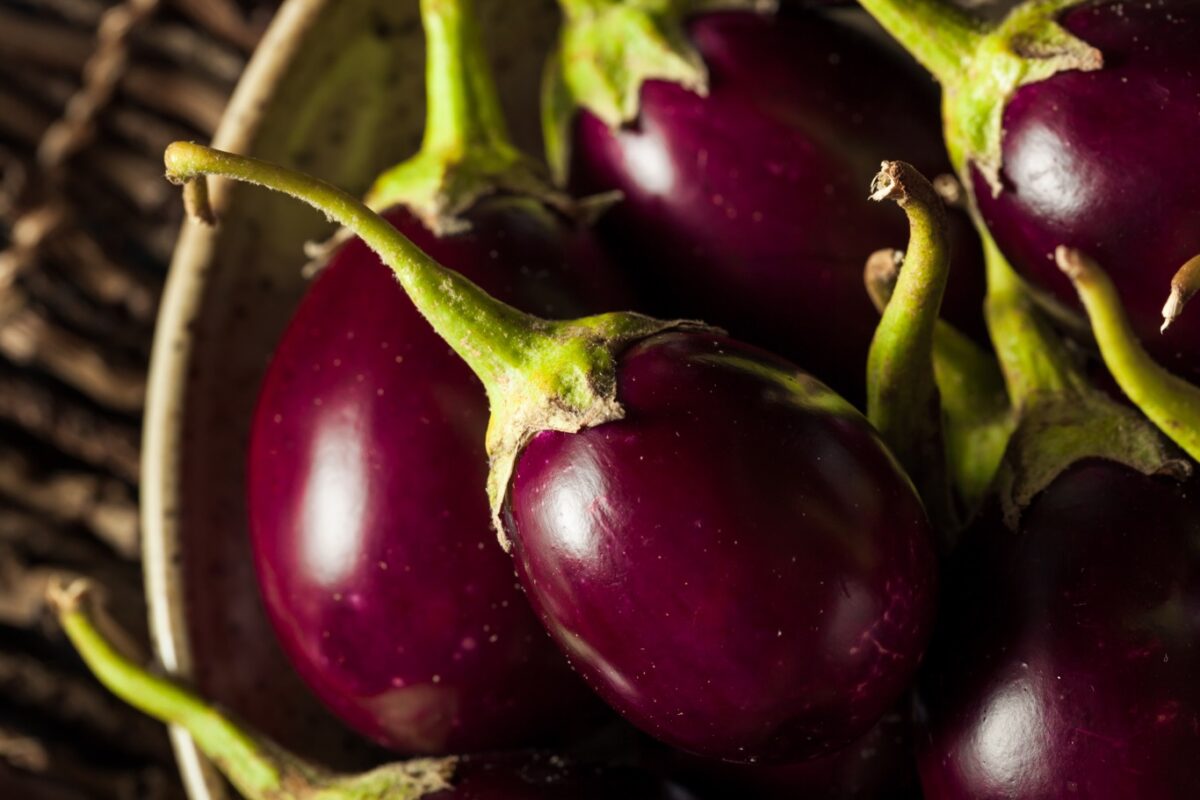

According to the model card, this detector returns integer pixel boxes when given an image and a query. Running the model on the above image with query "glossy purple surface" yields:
[667,704,922,799]
[916,461,1200,799]
[247,200,626,754]
[569,10,984,401]
[430,753,693,799]
[974,1,1200,381]
[503,332,938,763]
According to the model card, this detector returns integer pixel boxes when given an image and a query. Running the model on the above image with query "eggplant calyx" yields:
[366,142,573,237]
[482,312,713,547]
[953,0,1101,193]
[980,229,1187,529]
[857,0,1100,194]
[363,0,574,234]
[543,0,775,182]
[994,395,1189,530]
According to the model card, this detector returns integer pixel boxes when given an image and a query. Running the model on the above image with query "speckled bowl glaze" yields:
[142,1,558,797]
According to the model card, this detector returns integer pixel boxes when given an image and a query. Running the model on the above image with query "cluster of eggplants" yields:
[851,0,1200,797]
[969,1,1200,382]
[564,7,986,401]
[245,0,940,785]
[247,201,622,754]
[59,0,1200,798]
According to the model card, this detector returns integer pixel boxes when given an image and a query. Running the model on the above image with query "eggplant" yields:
[859,0,1200,381]
[170,139,939,764]
[916,462,1200,800]
[249,202,618,753]
[546,5,984,400]
[246,0,626,753]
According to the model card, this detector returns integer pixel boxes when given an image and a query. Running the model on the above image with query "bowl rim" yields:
[141,1,335,797]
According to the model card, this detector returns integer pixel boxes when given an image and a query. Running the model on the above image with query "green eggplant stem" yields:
[1058,246,1200,463]
[865,160,954,533]
[48,578,456,800]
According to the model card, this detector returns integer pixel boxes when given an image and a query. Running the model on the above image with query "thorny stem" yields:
[48,579,455,800]
[865,161,953,532]
[1059,247,1200,462]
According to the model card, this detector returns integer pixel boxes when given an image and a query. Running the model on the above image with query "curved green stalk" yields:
[1059,246,1200,462]
[48,579,454,800]
[166,142,695,540]
[856,0,1101,188]
[168,142,541,391]
[365,0,565,231]
[978,225,1183,526]
[982,226,1081,407]
[865,161,953,533]
[866,248,1012,524]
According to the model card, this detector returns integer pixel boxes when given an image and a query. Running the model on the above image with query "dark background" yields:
[0,2,276,797]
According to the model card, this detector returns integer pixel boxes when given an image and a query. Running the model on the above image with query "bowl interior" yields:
[143,1,559,797]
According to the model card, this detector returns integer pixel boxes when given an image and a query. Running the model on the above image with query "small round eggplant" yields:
[248,201,619,754]
[558,8,983,400]
[247,0,627,754]
[505,332,937,762]
[859,0,1200,380]
[916,462,1200,799]
[974,1,1200,380]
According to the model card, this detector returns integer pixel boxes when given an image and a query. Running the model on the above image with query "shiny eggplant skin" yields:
[665,705,922,799]
[429,753,693,799]
[503,331,938,763]
[916,461,1200,799]
[568,10,983,401]
[973,1,1200,381]
[247,200,624,754]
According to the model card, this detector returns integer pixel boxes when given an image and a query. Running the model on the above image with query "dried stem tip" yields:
[1161,253,1200,333]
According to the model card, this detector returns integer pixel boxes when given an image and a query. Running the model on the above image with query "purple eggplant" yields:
[168,141,939,764]
[50,578,694,800]
[248,202,620,754]
[859,0,1200,381]
[505,331,936,762]
[896,222,1200,793]
[246,0,627,754]
[549,6,984,400]
[915,461,1200,799]
[662,706,923,799]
